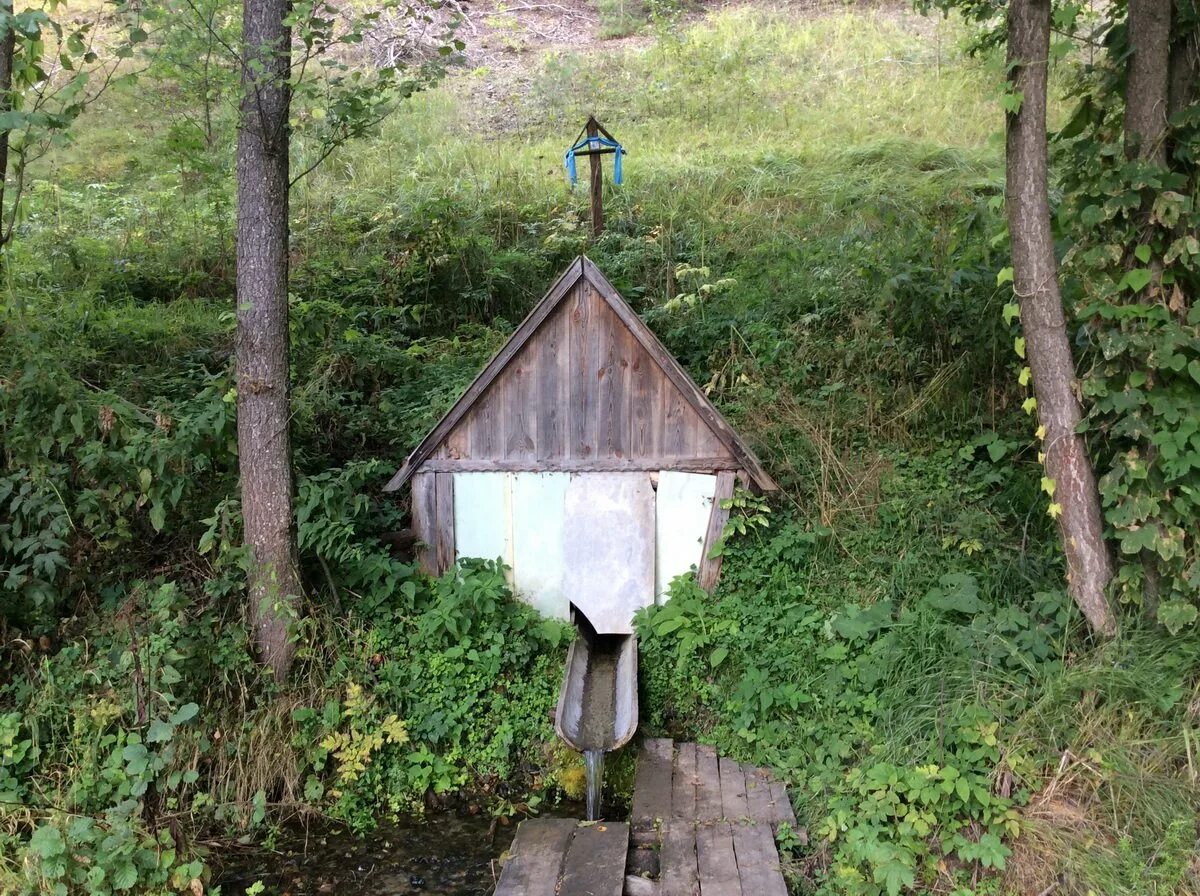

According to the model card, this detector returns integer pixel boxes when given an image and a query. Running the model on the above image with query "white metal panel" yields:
[655,471,718,603]
[562,473,656,634]
[452,472,513,572]
[510,472,570,620]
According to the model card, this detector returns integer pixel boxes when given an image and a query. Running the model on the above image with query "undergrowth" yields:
[2,4,1197,896]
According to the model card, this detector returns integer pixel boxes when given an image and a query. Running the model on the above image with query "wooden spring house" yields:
[384,257,776,633]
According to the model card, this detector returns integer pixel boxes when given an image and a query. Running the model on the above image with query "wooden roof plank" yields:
[383,258,583,491]
[385,256,776,492]
[580,257,776,491]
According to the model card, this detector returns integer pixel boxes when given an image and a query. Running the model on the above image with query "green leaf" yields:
[1055,99,1093,139]
[0,110,26,131]
[1079,204,1105,227]
[29,825,66,859]
[709,647,729,669]
[1120,268,1153,293]
[921,573,984,615]
[996,267,1014,287]
[112,861,139,890]
[146,719,174,743]
[122,743,149,775]
[170,703,200,725]
[1157,600,1198,635]
[149,502,166,532]
[1134,244,1152,264]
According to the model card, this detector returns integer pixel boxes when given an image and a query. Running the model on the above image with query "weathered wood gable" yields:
[385,256,774,491]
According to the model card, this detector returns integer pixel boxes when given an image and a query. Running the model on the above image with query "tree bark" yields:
[1124,0,1172,165]
[1167,17,1199,125]
[1006,0,1116,636]
[237,0,302,680]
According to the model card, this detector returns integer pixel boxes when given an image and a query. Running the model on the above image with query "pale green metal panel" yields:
[453,472,513,572]
[510,472,571,620]
[655,471,718,603]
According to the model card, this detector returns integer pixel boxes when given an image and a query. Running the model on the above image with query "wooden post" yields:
[587,115,604,238]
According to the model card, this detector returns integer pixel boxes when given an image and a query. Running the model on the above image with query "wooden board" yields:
[743,766,775,825]
[494,818,577,896]
[631,742,795,896]
[433,472,455,572]
[731,822,788,896]
[718,757,749,822]
[655,472,718,603]
[631,738,674,835]
[411,471,437,574]
[659,821,699,896]
[695,822,742,896]
[562,472,655,634]
[697,470,736,592]
[385,257,782,492]
[694,745,723,823]
[768,778,797,829]
[672,742,698,822]
[559,821,629,896]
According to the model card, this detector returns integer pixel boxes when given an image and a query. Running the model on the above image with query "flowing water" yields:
[575,634,619,750]
[574,632,622,821]
[584,748,605,821]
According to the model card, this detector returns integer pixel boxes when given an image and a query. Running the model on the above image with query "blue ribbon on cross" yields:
[564,134,625,187]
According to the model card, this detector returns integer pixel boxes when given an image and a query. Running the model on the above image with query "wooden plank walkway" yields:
[496,739,798,896]
[496,819,630,896]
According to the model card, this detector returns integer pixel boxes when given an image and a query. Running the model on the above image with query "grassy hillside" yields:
[2,4,1197,895]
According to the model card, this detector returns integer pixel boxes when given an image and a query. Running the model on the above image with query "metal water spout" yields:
[554,607,639,820]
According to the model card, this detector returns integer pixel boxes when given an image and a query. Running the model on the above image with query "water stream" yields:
[583,748,605,821]
[573,631,621,820]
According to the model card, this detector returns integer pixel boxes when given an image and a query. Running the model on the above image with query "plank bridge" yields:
[495,739,800,896]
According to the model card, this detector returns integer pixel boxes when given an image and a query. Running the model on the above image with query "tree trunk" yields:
[1123,0,1174,612]
[1006,0,1116,636]
[1167,16,1199,142]
[1124,0,1172,165]
[236,0,301,680]
[0,0,16,248]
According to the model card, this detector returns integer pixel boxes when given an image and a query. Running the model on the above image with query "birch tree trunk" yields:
[236,0,302,680]
[1006,0,1116,635]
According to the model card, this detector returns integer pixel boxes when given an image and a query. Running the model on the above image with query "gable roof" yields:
[384,256,776,492]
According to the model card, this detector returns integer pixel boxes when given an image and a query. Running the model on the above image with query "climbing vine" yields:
[1053,0,1200,630]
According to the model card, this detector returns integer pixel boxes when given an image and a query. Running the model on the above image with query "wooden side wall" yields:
[430,281,736,471]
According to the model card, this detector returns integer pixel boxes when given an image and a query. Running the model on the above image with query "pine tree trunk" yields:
[1006,0,1116,636]
[236,0,302,680]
